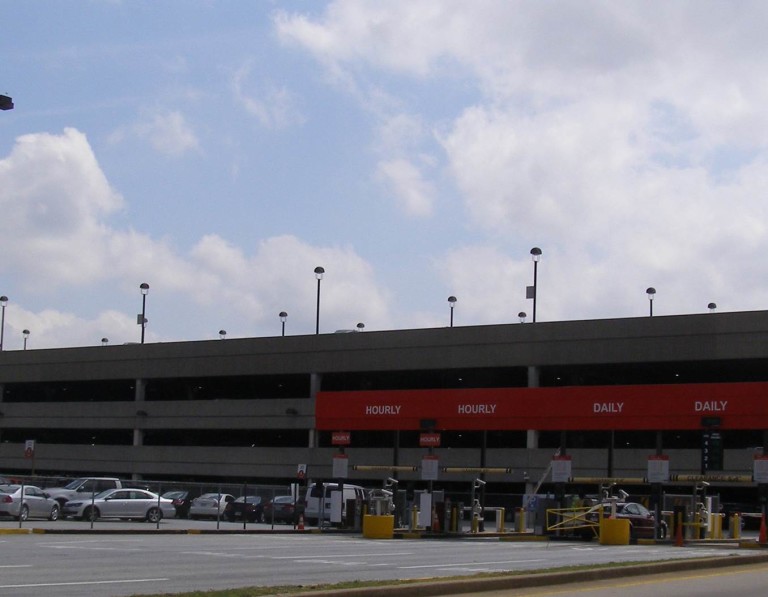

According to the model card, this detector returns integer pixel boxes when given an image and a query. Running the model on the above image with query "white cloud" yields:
[0,128,391,347]
[132,110,200,156]
[376,158,434,217]
[232,64,305,129]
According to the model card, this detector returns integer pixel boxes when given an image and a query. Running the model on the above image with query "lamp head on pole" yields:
[530,247,542,262]
[279,311,288,323]
[0,296,7,307]
[101,337,109,346]
[314,266,324,280]
[646,287,656,300]
[518,311,527,323]
[448,296,457,308]
[218,330,227,340]
[708,302,717,312]
[140,282,150,295]
[356,322,365,332]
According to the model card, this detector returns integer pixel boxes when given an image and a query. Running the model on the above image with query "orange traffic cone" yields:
[675,514,684,547]
[297,513,305,531]
[759,514,766,545]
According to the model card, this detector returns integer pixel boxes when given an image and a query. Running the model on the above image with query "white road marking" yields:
[0,578,168,589]
[401,559,544,569]
[0,565,32,568]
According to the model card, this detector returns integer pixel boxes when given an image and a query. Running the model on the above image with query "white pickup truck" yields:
[45,477,124,507]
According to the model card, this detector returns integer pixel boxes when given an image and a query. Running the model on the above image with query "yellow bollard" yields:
[471,512,479,533]
[516,507,525,533]
[411,505,418,530]
[730,514,741,539]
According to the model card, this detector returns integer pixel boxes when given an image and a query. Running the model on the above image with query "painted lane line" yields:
[400,559,544,569]
[270,552,415,560]
[0,578,169,589]
[0,565,32,568]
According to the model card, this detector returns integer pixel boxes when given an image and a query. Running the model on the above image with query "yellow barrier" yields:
[600,517,630,545]
[363,514,395,539]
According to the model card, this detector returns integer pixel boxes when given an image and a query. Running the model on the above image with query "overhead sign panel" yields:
[316,382,768,431]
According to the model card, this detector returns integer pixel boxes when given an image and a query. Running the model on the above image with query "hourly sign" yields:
[316,381,768,431]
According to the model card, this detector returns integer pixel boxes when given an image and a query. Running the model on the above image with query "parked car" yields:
[162,490,192,518]
[583,501,667,539]
[61,488,174,522]
[0,485,60,521]
[224,495,264,522]
[44,477,124,507]
[189,493,235,519]
[263,495,300,524]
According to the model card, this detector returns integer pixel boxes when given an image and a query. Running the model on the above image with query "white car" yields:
[0,485,60,521]
[189,493,235,519]
[61,488,175,522]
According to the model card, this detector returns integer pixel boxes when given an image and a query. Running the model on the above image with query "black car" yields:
[224,495,264,522]
[162,490,192,518]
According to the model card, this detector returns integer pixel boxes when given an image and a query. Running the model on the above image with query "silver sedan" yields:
[0,484,60,521]
[61,488,175,522]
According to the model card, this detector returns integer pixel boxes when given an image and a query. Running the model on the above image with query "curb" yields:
[289,553,768,597]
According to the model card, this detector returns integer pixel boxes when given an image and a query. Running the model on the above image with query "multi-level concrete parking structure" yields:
[1,310,767,495]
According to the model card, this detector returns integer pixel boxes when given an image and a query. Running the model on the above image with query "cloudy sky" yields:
[1,1,767,350]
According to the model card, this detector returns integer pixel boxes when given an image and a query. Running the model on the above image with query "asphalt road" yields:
[0,518,762,597]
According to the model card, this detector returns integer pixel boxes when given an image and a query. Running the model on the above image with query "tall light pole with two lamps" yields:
[526,247,542,322]
[138,283,149,343]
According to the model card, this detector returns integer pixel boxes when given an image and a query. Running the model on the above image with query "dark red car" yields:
[262,495,300,524]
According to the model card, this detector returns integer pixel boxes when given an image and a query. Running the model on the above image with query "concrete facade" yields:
[0,310,767,487]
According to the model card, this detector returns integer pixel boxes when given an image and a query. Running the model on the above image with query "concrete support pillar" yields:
[309,372,322,448]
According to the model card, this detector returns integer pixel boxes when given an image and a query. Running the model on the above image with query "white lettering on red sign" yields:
[695,400,727,412]
[593,402,623,414]
[365,405,402,415]
[457,404,497,415]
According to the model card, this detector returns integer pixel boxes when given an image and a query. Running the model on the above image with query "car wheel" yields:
[49,504,60,521]
[18,504,29,522]
[146,507,162,523]
[83,506,99,522]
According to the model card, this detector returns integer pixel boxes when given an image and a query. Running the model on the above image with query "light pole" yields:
[518,311,527,323]
[356,322,365,332]
[708,302,717,313]
[0,295,7,351]
[139,283,149,343]
[219,330,227,340]
[0,95,12,111]
[314,267,324,335]
[101,337,109,347]
[279,311,287,337]
[646,287,656,317]
[527,247,542,322]
[22,329,29,350]
[448,296,457,327]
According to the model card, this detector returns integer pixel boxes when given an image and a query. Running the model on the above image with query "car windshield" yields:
[273,496,293,503]
[94,489,114,499]
[63,478,86,490]
[163,491,185,499]
[236,496,260,504]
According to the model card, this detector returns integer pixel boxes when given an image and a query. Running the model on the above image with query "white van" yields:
[303,482,367,525]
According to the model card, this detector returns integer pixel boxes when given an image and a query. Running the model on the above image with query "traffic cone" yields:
[759,514,766,545]
[297,513,305,531]
[675,514,684,547]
